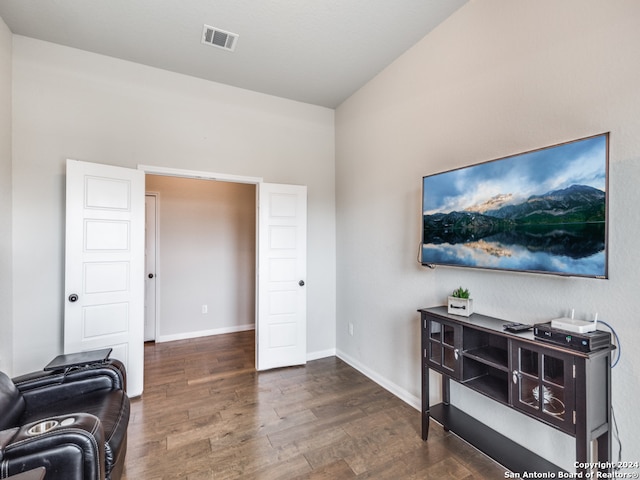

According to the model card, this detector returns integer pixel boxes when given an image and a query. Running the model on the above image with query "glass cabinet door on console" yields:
[426,318,462,379]
[511,341,575,434]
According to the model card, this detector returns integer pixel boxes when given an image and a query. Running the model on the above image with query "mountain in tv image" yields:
[422,184,606,274]
[424,184,605,246]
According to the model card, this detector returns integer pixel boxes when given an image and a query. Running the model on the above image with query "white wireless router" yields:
[550,310,597,334]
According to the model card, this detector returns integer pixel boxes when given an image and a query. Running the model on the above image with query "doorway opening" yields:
[144,174,256,345]
[139,164,308,374]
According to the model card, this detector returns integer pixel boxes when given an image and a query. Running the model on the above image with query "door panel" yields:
[144,194,157,342]
[84,262,129,293]
[257,183,307,371]
[85,220,130,250]
[83,303,129,337]
[65,159,145,396]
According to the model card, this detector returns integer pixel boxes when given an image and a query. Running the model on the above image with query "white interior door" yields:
[144,194,157,342]
[257,182,307,371]
[64,159,145,397]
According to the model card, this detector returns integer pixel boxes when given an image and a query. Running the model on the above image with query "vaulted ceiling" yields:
[0,0,467,108]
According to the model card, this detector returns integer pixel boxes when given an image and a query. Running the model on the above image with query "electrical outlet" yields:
[348,322,354,336]
[202,305,208,314]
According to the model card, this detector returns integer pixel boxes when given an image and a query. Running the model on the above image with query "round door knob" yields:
[299,280,305,286]
[148,273,154,279]
[68,294,79,302]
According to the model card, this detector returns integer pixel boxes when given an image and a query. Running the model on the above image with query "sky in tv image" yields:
[422,134,608,277]
[423,134,607,216]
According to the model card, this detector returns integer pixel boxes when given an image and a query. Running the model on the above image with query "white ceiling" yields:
[0,0,467,108]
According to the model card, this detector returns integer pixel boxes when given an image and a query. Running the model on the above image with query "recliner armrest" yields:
[13,359,127,392]
[0,426,19,462]
[1,413,106,480]
[13,360,128,413]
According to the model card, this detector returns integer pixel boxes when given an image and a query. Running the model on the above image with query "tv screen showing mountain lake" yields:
[422,134,607,277]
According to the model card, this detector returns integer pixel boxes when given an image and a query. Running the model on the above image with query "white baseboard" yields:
[336,348,421,411]
[156,324,255,343]
[307,348,336,361]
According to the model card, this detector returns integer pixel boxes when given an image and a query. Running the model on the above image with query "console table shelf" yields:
[420,306,614,476]
[430,403,561,474]
[462,374,509,404]
[464,346,509,371]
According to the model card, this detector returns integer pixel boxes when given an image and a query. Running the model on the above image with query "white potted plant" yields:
[448,286,473,317]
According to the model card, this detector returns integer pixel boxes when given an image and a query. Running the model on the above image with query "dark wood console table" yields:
[420,306,613,475]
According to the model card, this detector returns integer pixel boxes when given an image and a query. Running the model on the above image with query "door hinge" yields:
[573,411,576,424]
[573,364,576,378]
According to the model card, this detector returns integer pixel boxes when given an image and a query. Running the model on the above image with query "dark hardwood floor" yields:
[122,331,507,479]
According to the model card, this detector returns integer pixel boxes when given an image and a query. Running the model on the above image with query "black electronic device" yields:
[44,348,112,371]
[533,322,611,352]
[503,322,532,333]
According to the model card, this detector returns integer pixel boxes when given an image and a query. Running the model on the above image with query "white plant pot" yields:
[448,296,473,317]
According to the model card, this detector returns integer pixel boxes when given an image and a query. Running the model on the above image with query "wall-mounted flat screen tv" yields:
[422,133,609,278]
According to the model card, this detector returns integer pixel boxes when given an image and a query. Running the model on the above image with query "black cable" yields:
[597,320,621,368]
[417,242,436,268]
[611,405,622,466]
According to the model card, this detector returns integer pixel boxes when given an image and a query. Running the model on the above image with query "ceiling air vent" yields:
[202,24,238,52]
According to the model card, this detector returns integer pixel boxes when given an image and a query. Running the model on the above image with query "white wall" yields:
[0,16,12,374]
[11,36,336,373]
[145,175,256,341]
[336,0,640,471]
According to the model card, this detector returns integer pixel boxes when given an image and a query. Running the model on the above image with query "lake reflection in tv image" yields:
[422,134,608,277]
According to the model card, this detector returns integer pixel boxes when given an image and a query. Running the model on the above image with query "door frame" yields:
[139,165,262,185]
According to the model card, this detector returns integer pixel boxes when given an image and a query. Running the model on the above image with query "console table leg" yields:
[443,376,451,405]
[597,433,612,474]
[422,410,430,440]
[422,356,430,441]
[442,376,451,431]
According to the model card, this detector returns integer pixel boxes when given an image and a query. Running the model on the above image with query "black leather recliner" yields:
[0,358,130,480]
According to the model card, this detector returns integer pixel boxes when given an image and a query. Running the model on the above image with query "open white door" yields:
[64,159,145,396]
[257,182,307,371]
[144,194,158,342]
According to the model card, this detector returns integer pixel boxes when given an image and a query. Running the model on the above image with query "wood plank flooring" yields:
[122,331,507,479]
